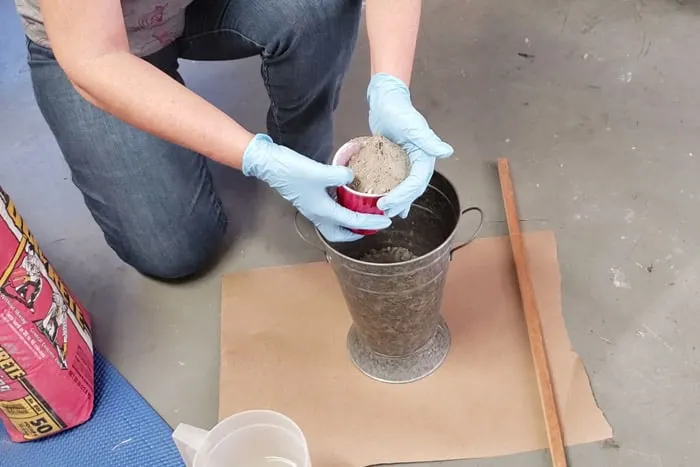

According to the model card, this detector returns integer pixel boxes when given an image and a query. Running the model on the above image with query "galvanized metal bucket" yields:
[297,171,483,383]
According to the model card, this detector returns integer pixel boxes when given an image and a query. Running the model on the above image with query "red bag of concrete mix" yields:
[0,186,94,442]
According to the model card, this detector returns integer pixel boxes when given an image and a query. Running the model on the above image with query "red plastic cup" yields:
[331,139,384,236]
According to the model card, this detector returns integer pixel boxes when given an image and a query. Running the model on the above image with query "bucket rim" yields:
[316,171,462,267]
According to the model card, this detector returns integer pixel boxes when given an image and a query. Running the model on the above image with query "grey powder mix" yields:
[361,246,416,264]
[347,136,410,195]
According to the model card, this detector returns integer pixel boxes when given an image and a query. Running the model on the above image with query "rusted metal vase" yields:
[316,171,483,383]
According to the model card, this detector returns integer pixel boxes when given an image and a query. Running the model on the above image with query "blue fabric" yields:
[0,352,185,467]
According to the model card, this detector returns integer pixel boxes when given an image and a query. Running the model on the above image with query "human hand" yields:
[367,73,454,218]
[242,134,392,242]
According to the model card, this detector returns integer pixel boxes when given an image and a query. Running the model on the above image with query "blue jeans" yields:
[28,0,362,279]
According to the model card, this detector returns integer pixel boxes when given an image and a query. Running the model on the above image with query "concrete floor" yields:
[2,0,699,465]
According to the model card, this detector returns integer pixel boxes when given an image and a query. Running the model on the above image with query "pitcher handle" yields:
[172,423,209,467]
[450,206,484,258]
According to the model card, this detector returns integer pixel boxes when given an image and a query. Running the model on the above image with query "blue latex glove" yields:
[242,134,391,242]
[367,73,454,218]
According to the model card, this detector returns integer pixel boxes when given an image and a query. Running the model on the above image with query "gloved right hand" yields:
[242,134,392,242]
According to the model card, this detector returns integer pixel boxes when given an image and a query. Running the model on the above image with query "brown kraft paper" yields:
[219,231,613,466]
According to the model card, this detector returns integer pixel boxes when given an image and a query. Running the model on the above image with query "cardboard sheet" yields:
[219,231,612,466]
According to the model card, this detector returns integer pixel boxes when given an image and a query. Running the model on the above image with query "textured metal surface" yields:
[318,171,471,382]
[347,318,451,383]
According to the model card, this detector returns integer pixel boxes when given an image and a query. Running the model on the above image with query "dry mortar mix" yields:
[0,186,94,442]
[347,136,410,195]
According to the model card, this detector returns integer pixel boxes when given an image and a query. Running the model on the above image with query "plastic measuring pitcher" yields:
[172,409,310,467]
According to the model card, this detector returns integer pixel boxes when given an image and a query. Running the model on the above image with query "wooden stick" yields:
[497,158,568,467]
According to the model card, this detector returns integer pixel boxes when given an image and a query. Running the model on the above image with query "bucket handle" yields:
[294,211,327,255]
[450,206,484,259]
[296,207,484,259]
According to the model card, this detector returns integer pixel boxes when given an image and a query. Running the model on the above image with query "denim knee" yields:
[272,0,362,61]
[26,34,228,281]
[108,211,227,281]
[260,0,362,161]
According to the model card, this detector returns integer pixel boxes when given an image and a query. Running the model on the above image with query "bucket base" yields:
[346,318,451,384]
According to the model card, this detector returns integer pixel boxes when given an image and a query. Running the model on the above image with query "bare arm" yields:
[365,0,422,86]
[40,0,253,169]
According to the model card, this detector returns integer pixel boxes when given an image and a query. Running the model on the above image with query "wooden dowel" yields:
[497,158,568,467]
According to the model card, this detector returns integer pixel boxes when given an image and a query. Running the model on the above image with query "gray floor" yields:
[2,0,699,465]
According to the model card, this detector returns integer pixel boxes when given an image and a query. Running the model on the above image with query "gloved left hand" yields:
[242,134,392,242]
[367,73,454,218]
